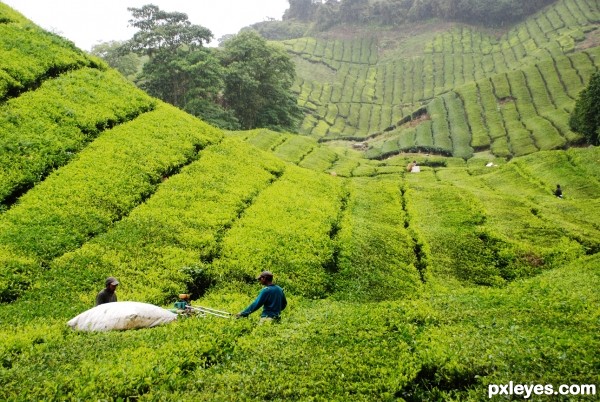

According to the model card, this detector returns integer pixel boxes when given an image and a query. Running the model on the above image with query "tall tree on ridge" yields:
[120,4,236,127]
[123,4,212,57]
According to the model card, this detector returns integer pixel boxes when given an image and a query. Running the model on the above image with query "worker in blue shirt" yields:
[236,271,287,321]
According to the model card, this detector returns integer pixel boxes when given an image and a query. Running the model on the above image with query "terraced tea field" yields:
[286,0,600,160]
[0,1,599,400]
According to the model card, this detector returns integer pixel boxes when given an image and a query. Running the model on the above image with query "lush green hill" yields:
[0,2,599,401]
[285,0,600,160]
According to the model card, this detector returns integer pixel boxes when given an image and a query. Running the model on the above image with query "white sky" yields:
[2,0,290,50]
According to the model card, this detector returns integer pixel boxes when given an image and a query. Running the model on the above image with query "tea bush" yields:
[287,0,600,160]
[1,254,597,401]
[273,134,316,164]
[0,313,253,401]
[0,2,599,400]
[0,23,93,99]
[404,171,505,286]
[0,104,221,300]
[212,165,345,297]
[0,68,156,205]
[37,138,285,307]
[0,145,598,401]
[298,146,338,172]
[0,3,29,24]
[333,176,422,301]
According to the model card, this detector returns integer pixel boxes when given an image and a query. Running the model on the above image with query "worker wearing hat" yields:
[236,271,287,321]
[95,277,119,306]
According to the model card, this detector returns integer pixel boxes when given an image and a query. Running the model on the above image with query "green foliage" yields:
[43,138,284,306]
[220,31,302,131]
[299,145,339,171]
[90,40,142,80]
[184,97,240,130]
[0,315,253,400]
[287,0,600,159]
[333,176,422,301]
[0,68,156,206]
[2,254,598,400]
[0,248,37,303]
[272,134,316,163]
[570,71,600,145]
[0,23,94,99]
[123,4,212,56]
[247,20,309,41]
[138,47,224,112]
[238,128,290,150]
[406,173,504,285]
[284,0,319,21]
[0,104,222,300]
[98,6,302,132]
[282,0,558,30]
[0,3,29,23]
[404,254,600,400]
[114,5,241,130]
[212,165,345,297]
[0,2,599,400]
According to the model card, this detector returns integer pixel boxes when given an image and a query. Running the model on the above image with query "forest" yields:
[283,0,559,31]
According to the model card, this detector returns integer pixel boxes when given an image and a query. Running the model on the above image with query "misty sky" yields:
[2,0,289,50]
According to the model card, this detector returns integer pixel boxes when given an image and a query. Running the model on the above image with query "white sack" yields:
[67,301,177,332]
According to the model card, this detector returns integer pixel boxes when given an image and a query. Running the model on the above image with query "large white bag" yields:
[67,301,177,332]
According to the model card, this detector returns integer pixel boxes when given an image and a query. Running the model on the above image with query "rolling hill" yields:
[0,1,599,400]
[286,0,599,160]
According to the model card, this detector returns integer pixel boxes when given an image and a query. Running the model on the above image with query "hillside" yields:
[0,1,599,401]
[284,0,600,160]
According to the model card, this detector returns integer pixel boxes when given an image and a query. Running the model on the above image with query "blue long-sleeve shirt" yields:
[240,284,287,318]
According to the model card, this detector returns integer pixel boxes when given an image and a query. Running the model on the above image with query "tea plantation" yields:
[0,1,599,401]
[288,0,600,160]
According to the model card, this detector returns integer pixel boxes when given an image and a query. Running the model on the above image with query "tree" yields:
[122,4,212,57]
[339,0,370,23]
[569,71,600,145]
[220,31,302,131]
[277,0,555,31]
[284,0,318,21]
[115,5,239,128]
[137,47,222,109]
[90,40,142,80]
[372,0,412,26]
[104,5,300,131]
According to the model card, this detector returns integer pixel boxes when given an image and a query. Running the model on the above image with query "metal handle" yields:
[187,305,232,318]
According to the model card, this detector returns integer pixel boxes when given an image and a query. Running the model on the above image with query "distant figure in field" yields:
[236,271,287,322]
[406,160,416,172]
[95,277,119,306]
[554,184,563,198]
